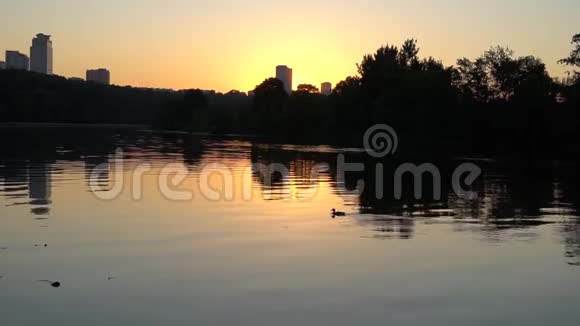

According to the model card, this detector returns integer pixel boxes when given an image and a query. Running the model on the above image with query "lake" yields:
[1,128,580,325]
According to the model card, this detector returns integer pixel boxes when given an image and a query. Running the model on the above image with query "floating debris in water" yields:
[107,277,117,281]
[37,280,61,288]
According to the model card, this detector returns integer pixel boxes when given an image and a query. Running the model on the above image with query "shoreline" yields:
[0,122,148,130]
[0,122,264,139]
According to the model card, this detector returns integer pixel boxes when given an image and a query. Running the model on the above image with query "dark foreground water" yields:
[1,129,580,325]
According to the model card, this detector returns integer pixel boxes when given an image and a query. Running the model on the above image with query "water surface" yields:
[1,129,580,325]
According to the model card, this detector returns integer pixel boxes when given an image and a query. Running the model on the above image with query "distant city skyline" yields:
[1,0,579,91]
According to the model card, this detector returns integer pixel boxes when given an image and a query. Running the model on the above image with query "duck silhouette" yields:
[331,209,347,218]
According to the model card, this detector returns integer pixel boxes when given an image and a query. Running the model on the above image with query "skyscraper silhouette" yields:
[5,51,29,70]
[86,68,111,85]
[321,82,332,96]
[30,34,53,75]
[276,65,293,94]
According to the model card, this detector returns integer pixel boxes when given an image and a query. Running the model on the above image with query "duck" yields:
[331,209,347,218]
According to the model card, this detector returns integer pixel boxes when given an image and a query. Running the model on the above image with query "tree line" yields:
[1,34,579,155]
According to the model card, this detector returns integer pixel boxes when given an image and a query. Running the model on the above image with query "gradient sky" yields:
[1,0,579,91]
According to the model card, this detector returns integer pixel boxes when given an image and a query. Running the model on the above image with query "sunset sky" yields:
[1,0,579,92]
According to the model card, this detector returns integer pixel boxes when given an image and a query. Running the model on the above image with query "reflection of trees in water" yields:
[247,148,580,247]
[250,145,330,201]
[116,134,207,170]
[84,155,110,190]
[329,155,451,240]
[358,216,415,240]
[182,137,206,168]
[562,222,580,266]
[251,145,289,200]
[252,164,288,200]
[83,140,114,192]
[446,165,555,242]
[327,156,580,246]
[2,131,580,266]
[141,134,207,168]
[553,166,580,266]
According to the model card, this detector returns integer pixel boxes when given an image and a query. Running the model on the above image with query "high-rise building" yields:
[86,68,111,85]
[276,65,293,94]
[5,51,29,70]
[30,33,53,75]
[321,82,332,96]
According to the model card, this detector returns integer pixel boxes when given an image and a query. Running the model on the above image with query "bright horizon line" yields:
[2,35,576,93]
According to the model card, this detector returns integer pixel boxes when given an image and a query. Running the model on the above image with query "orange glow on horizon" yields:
[1,0,577,92]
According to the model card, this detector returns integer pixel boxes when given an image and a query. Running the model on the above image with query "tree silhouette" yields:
[330,76,363,132]
[253,78,287,100]
[453,46,557,154]
[558,33,580,141]
[184,89,207,111]
[333,76,361,97]
[399,39,420,67]
[225,89,247,97]
[559,34,580,78]
[455,57,492,103]
[294,84,320,95]
[252,78,288,132]
[455,47,553,103]
[351,39,455,142]
[182,89,208,131]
